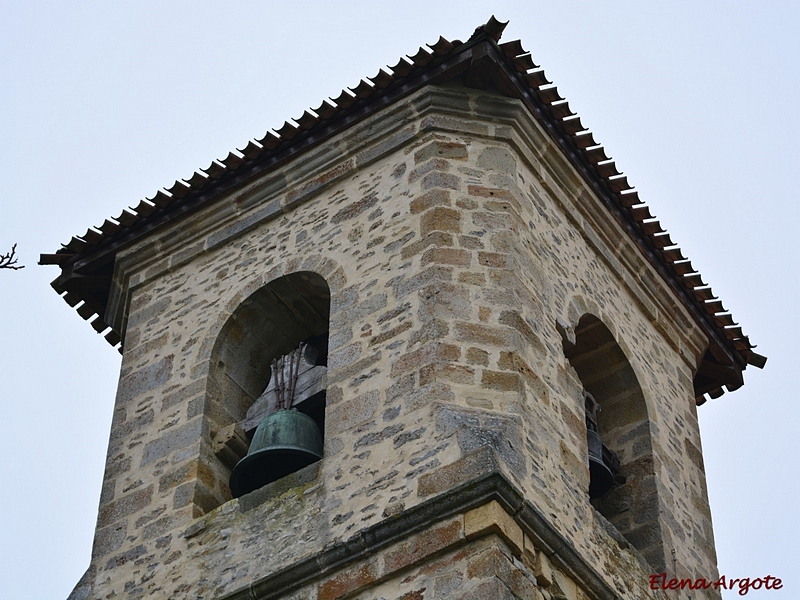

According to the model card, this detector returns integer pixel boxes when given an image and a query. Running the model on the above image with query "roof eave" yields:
[40,18,764,400]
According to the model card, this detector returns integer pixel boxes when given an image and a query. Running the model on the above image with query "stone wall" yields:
[71,86,718,599]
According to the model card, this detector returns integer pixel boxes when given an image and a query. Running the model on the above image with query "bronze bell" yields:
[229,409,323,498]
[585,390,616,499]
[587,429,615,498]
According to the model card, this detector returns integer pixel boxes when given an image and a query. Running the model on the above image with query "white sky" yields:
[1,2,796,598]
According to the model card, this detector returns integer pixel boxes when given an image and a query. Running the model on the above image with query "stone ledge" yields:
[218,447,622,600]
[464,500,523,556]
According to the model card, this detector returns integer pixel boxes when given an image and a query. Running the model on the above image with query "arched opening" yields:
[202,272,330,507]
[563,314,665,569]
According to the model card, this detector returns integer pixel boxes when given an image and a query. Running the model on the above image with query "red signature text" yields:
[649,573,783,595]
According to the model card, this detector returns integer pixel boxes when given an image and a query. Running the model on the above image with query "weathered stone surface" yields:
[327,342,361,371]
[462,578,519,600]
[436,406,527,479]
[72,85,720,600]
[454,322,517,347]
[465,347,489,366]
[92,522,127,558]
[533,545,555,587]
[369,320,412,346]
[465,544,539,599]
[116,355,173,404]
[410,189,451,214]
[408,157,451,184]
[391,342,460,377]
[330,191,379,224]
[388,265,452,298]
[464,501,524,555]
[317,562,378,600]
[140,418,204,465]
[414,141,468,164]
[97,485,153,529]
[418,446,499,497]
[481,370,522,392]
[421,247,471,267]
[66,566,95,600]
[237,461,321,513]
[420,207,461,235]
[327,389,379,435]
[382,517,464,573]
[401,231,453,260]
[477,146,516,173]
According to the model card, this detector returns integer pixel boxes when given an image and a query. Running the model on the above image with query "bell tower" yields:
[43,17,764,600]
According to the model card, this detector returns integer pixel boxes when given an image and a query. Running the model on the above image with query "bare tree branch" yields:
[0,244,24,270]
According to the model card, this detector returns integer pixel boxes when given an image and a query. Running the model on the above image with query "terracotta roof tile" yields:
[40,17,764,399]
[407,47,434,67]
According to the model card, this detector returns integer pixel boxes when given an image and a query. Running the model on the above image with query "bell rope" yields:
[271,343,306,410]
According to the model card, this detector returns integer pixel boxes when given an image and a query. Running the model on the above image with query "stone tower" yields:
[42,18,765,600]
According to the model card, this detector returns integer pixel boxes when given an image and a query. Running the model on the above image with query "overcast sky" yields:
[1,2,797,598]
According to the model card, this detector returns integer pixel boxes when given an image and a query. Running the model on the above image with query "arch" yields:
[199,271,331,509]
[563,313,665,569]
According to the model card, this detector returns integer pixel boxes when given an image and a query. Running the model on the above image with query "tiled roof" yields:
[39,17,765,402]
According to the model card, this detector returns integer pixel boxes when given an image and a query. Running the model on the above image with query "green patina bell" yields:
[229,409,323,498]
